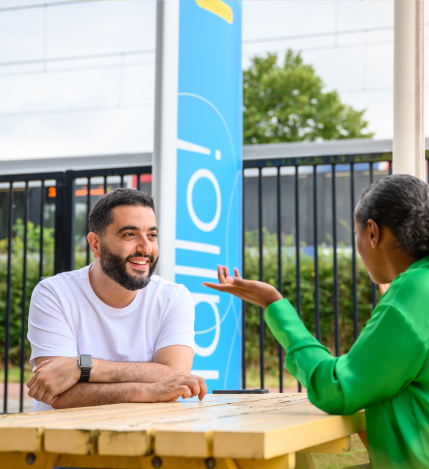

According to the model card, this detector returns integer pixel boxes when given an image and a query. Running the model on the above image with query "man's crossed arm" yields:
[27,345,206,408]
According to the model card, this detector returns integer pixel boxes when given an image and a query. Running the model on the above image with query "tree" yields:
[243,51,374,144]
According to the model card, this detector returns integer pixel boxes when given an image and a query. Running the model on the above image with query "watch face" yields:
[79,355,93,367]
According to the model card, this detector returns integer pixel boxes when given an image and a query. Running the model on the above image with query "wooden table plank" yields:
[212,409,365,459]
[0,394,303,455]
[0,394,366,463]
[43,396,309,456]
[155,406,365,459]
[44,395,308,430]
[0,396,249,426]
[0,394,298,426]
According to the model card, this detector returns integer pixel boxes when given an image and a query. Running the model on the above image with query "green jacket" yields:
[265,256,429,469]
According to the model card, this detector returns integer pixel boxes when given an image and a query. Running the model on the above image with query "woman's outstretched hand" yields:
[203,265,283,309]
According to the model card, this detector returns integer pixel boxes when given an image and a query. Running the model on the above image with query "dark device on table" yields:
[213,389,269,394]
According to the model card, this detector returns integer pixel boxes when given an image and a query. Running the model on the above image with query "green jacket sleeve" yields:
[265,298,425,415]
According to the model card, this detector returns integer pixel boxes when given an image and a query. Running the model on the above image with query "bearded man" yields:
[27,188,206,411]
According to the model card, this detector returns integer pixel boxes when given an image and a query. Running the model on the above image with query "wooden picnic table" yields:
[0,393,365,469]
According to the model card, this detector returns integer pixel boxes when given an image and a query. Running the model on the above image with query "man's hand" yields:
[142,372,208,402]
[203,265,283,309]
[27,357,80,405]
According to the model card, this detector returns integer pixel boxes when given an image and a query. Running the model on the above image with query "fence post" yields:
[54,171,74,274]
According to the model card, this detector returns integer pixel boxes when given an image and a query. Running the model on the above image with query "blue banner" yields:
[175,0,242,391]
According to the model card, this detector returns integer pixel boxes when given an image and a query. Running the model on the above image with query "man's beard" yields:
[99,242,158,291]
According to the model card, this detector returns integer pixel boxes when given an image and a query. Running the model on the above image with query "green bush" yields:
[1,222,377,376]
[0,220,55,368]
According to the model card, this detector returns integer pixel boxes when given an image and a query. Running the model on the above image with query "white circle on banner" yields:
[187,169,221,232]
[193,299,221,357]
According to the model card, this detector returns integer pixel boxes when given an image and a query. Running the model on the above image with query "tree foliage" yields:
[243,51,374,144]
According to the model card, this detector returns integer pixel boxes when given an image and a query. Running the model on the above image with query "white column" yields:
[393,0,425,180]
[152,0,179,281]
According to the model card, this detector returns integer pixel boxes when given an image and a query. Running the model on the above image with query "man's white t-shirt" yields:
[28,265,195,412]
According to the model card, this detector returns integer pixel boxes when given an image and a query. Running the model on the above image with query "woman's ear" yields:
[366,219,380,249]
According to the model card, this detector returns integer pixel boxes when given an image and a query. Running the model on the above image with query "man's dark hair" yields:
[89,188,155,236]
[356,174,429,260]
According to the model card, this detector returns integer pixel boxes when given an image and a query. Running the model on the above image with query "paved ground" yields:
[0,382,32,400]
[0,383,33,414]
[0,399,34,414]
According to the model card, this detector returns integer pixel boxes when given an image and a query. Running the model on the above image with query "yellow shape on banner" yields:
[196,0,233,24]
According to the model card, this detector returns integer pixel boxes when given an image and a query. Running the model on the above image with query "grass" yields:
[246,366,298,390]
[313,435,369,469]
[0,367,33,383]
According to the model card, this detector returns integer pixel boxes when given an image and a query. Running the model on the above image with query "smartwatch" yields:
[78,354,93,382]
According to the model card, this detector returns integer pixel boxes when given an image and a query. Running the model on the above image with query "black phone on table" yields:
[212,389,269,394]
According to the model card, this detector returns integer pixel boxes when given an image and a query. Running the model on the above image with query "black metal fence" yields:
[1,153,427,412]
[0,166,150,414]
[240,152,418,393]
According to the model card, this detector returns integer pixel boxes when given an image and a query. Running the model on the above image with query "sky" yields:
[0,0,427,161]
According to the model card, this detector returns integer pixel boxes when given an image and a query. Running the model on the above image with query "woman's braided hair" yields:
[355,174,429,260]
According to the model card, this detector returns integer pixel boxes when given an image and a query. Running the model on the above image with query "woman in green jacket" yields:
[204,174,429,469]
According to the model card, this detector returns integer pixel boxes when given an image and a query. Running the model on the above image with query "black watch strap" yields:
[79,367,91,382]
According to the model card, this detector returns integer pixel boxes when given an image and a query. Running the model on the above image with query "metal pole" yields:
[20,182,29,412]
[350,164,358,341]
[86,178,91,266]
[152,0,179,281]
[393,0,425,180]
[242,172,246,390]
[369,163,377,311]
[276,168,283,393]
[4,183,13,414]
[313,166,320,341]
[57,171,74,273]
[294,167,302,392]
[258,169,264,390]
[332,165,340,357]
[39,180,45,281]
